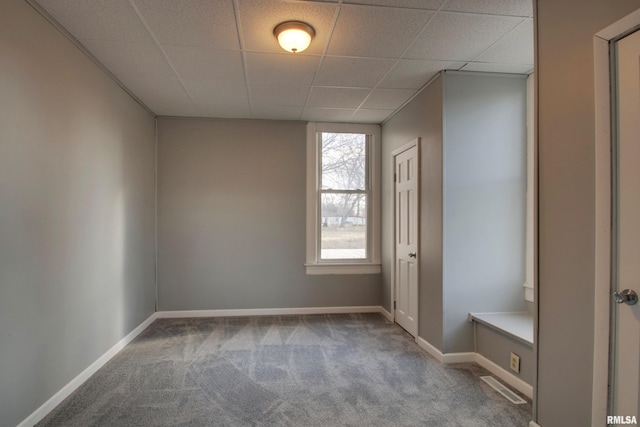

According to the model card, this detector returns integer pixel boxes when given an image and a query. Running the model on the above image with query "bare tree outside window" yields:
[320,132,368,260]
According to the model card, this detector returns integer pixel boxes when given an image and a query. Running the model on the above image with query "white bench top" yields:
[468,312,534,346]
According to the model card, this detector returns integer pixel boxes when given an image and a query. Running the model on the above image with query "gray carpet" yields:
[37,314,531,426]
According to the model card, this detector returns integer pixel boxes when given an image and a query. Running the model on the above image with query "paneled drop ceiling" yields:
[31,0,534,124]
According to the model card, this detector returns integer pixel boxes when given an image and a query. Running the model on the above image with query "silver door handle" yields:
[613,289,638,305]
[408,252,416,258]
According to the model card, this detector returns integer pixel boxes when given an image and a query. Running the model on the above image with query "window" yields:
[306,122,381,275]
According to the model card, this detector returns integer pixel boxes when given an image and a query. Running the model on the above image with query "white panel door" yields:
[394,143,418,337]
[613,28,640,418]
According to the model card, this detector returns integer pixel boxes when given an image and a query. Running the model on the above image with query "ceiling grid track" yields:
[126,0,204,117]
[24,0,156,117]
[350,0,452,122]
[464,17,531,71]
[30,0,534,123]
[232,0,255,120]
[301,0,345,122]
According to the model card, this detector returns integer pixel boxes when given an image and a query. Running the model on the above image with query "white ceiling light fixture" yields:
[273,21,315,53]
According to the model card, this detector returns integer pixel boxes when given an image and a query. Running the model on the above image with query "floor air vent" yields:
[480,376,527,404]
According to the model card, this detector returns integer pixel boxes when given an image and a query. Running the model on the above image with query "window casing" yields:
[524,74,535,302]
[306,122,381,275]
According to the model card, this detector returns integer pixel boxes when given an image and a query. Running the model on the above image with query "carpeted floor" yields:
[37,313,531,426]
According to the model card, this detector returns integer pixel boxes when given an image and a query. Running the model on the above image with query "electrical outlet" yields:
[510,353,521,373]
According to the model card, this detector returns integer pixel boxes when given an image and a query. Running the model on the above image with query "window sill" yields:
[305,263,381,275]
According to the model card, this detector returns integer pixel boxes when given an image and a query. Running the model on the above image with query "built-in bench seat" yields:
[468,312,533,347]
[468,311,534,398]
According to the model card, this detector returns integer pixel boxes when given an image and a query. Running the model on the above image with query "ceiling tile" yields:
[361,88,416,110]
[327,5,433,58]
[251,105,304,121]
[379,59,464,89]
[301,108,356,123]
[443,0,533,17]
[33,0,535,122]
[460,62,533,74]
[248,84,310,107]
[351,109,395,124]
[245,52,321,85]
[343,0,443,9]
[118,75,199,117]
[306,87,371,108]
[131,0,239,50]
[404,12,523,61]
[81,39,175,80]
[196,103,252,119]
[163,46,245,82]
[474,19,533,64]
[315,57,395,88]
[37,0,153,43]
[181,81,249,106]
[237,0,337,55]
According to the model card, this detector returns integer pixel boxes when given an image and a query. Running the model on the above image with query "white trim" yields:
[524,73,535,303]
[18,306,391,426]
[379,306,393,322]
[154,117,159,311]
[305,122,382,275]
[593,33,613,427]
[391,138,419,157]
[305,263,381,275]
[595,8,640,40]
[156,306,384,319]
[17,313,159,427]
[475,353,533,399]
[415,337,533,399]
[415,336,475,364]
[392,138,421,337]
[524,286,534,303]
[529,421,542,427]
[592,9,640,426]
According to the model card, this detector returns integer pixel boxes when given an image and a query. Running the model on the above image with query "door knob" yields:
[613,289,638,305]
[408,252,417,258]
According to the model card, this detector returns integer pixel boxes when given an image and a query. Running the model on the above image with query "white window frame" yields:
[305,122,381,275]
[524,74,535,302]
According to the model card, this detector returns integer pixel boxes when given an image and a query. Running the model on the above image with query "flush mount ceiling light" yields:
[273,21,315,53]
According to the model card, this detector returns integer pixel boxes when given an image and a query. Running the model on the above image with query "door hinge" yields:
[394,301,396,310]
[394,173,397,182]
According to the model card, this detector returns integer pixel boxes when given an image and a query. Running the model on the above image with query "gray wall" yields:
[0,1,157,426]
[442,72,527,353]
[381,76,444,350]
[536,1,640,425]
[381,72,527,354]
[157,118,381,310]
[476,324,534,386]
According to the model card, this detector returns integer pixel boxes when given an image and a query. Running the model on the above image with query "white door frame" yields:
[391,138,420,331]
[592,8,640,426]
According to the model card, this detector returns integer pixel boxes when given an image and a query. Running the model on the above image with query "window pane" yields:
[321,132,366,190]
[321,193,367,259]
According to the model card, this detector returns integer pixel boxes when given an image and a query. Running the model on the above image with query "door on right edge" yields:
[612,28,640,418]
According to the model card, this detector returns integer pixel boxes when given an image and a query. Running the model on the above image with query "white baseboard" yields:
[379,306,393,322]
[415,337,533,400]
[156,305,383,318]
[18,312,159,427]
[23,305,511,427]
[529,421,542,427]
[415,336,476,364]
[475,353,533,399]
